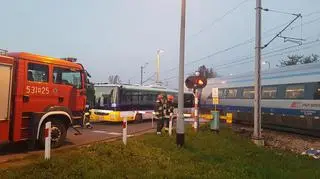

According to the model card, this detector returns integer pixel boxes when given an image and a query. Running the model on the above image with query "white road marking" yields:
[92,130,134,137]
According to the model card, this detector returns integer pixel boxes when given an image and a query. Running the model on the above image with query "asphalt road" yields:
[0,121,155,164]
[66,121,155,146]
[0,118,208,164]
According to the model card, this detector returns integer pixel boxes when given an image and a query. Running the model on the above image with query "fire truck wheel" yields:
[39,120,67,149]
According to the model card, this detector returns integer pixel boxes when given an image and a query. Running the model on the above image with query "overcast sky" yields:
[1,0,320,88]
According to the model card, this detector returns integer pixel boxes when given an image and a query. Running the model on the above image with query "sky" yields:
[1,0,320,88]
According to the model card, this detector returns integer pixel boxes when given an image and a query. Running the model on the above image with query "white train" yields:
[201,62,320,136]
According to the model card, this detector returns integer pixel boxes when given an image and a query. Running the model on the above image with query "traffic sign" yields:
[212,97,219,104]
[212,88,219,98]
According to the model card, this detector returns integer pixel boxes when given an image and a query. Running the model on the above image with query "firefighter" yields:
[164,95,174,131]
[155,94,165,135]
[84,104,93,129]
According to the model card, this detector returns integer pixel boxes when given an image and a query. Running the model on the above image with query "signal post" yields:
[185,72,207,132]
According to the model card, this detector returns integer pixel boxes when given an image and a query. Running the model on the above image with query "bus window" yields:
[94,86,119,109]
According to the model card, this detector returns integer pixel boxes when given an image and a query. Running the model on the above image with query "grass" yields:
[1,125,319,179]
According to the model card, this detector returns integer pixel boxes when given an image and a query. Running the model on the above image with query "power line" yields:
[216,41,320,72]
[162,14,320,77]
[262,8,300,16]
[189,0,251,39]
[163,38,320,81]
[142,72,156,84]
[214,39,320,70]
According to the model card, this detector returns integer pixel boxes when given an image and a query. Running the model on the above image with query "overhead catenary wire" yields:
[133,1,253,84]
[161,13,320,78]
[162,38,320,81]
[189,0,251,39]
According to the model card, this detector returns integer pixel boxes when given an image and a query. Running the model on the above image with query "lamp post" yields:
[156,49,164,84]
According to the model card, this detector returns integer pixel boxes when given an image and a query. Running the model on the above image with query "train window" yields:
[226,88,237,98]
[285,84,304,99]
[314,84,320,99]
[218,89,225,97]
[262,86,277,99]
[242,87,254,99]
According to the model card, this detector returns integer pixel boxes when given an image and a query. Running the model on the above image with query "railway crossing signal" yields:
[185,75,207,89]
[185,74,207,132]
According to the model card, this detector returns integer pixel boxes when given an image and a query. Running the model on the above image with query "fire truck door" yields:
[52,67,82,112]
[0,62,13,142]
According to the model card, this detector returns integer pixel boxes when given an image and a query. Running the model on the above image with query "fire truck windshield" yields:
[53,67,82,89]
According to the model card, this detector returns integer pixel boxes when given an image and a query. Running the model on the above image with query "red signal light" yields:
[197,79,204,85]
[185,75,207,89]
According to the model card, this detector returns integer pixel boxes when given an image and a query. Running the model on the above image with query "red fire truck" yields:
[0,50,87,149]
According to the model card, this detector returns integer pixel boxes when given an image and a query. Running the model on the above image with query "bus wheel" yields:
[134,113,143,123]
[39,120,67,149]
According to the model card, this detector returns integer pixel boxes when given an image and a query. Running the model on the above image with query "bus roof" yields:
[94,83,192,94]
[8,52,83,70]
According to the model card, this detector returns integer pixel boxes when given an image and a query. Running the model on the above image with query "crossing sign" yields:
[212,97,219,104]
[212,88,219,98]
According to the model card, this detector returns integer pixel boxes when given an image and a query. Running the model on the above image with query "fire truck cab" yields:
[0,50,87,148]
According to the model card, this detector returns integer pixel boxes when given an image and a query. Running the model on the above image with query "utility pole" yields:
[140,66,143,85]
[140,63,148,85]
[177,0,186,147]
[253,0,264,146]
[156,51,160,84]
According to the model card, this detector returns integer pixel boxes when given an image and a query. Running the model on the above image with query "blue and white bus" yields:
[89,84,194,122]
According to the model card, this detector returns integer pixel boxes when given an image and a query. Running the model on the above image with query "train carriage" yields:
[201,62,320,136]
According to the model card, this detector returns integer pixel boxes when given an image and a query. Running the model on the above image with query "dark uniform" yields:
[155,94,165,134]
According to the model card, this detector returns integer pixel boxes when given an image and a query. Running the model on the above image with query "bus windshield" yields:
[94,86,119,109]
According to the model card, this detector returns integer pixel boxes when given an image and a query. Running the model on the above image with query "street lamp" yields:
[156,49,164,84]
[262,61,270,70]
[140,62,149,85]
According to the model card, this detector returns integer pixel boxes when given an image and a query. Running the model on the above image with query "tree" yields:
[278,54,319,67]
[108,75,121,84]
[300,54,319,64]
[197,65,217,78]
[278,55,303,67]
